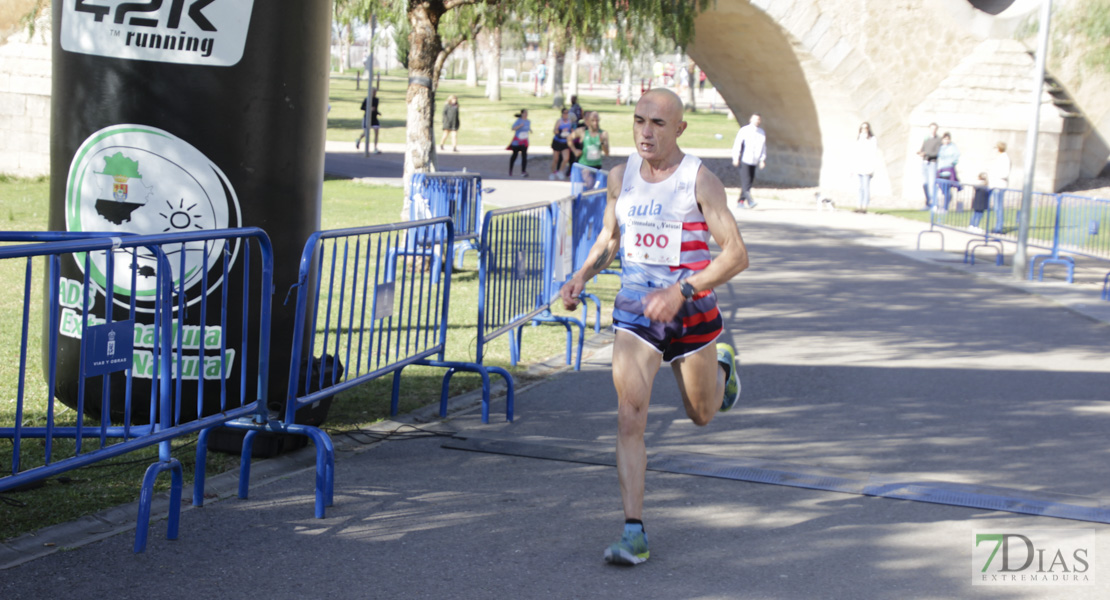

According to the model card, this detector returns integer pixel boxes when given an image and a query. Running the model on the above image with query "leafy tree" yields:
[347,0,711,184]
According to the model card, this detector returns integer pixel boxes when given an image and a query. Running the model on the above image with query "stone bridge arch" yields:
[687,0,1074,205]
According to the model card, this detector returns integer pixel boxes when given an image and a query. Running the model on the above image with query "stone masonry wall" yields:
[0,22,50,178]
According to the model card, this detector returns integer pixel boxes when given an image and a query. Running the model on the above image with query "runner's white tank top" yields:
[616,152,711,292]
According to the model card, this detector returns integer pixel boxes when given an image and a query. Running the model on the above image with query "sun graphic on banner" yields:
[160,198,207,232]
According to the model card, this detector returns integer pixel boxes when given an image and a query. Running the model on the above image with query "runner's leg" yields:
[612,330,663,521]
[670,341,726,426]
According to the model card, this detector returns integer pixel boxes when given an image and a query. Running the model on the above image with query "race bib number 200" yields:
[623,218,682,266]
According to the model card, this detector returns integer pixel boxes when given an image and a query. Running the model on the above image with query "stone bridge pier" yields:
[689,0,1110,206]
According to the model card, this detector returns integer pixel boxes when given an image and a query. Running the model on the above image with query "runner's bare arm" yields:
[642,165,748,322]
[688,165,749,291]
[559,163,624,310]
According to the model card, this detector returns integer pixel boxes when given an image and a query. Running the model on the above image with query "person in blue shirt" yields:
[507,109,531,177]
[936,132,961,211]
[549,108,576,180]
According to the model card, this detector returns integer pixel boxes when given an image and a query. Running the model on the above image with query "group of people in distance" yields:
[506,95,611,179]
[915,122,1012,232]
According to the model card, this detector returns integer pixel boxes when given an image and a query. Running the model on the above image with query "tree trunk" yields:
[568,41,579,100]
[684,58,696,112]
[620,59,632,105]
[550,32,567,108]
[485,25,501,101]
[466,38,479,86]
[544,40,555,98]
[339,23,351,72]
[405,0,446,188]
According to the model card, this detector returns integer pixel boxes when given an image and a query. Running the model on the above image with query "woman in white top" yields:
[988,142,1011,233]
[852,122,878,213]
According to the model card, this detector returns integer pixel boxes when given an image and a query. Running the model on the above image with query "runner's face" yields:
[588,113,599,130]
[633,93,685,161]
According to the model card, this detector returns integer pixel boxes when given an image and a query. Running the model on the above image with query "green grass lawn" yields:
[0,174,619,541]
[326,74,739,150]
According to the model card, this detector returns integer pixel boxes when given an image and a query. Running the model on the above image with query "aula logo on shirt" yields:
[61,0,255,67]
[627,198,663,217]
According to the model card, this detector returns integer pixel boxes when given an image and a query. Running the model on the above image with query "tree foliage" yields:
[335,0,713,181]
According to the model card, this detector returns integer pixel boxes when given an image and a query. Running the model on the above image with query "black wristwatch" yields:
[679,279,695,300]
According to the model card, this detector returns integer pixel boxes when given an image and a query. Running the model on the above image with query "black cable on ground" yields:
[322,423,459,447]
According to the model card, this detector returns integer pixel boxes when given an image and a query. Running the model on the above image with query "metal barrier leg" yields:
[1103,272,1110,300]
[391,369,404,416]
[916,230,944,251]
[239,429,259,499]
[134,457,183,553]
[488,365,514,422]
[580,292,601,333]
[454,240,478,269]
[509,326,524,366]
[1033,257,1075,283]
[193,426,214,507]
[282,423,334,518]
[526,312,586,371]
[426,360,514,423]
[439,367,459,417]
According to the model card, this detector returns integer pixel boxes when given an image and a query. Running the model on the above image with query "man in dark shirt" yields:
[918,122,941,209]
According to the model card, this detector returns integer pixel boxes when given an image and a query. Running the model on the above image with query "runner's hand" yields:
[643,285,683,323]
[560,278,584,311]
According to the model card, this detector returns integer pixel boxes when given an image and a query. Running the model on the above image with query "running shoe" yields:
[717,343,741,412]
[603,527,650,565]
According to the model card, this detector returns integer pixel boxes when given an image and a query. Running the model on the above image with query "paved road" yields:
[2,152,1109,599]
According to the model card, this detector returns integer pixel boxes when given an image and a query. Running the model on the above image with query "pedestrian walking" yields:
[936,132,961,211]
[439,95,460,152]
[852,122,878,213]
[507,109,531,177]
[355,87,382,154]
[917,123,941,209]
[550,108,575,180]
[731,113,767,208]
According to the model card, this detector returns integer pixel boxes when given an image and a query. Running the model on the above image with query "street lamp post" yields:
[363,14,376,158]
[1013,0,1053,279]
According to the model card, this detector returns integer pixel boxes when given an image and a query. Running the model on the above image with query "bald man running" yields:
[560,88,750,566]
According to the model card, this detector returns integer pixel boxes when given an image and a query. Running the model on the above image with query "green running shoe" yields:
[717,343,741,412]
[603,528,650,565]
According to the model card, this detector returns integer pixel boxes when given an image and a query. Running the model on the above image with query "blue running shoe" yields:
[603,526,650,565]
[717,343,741,412]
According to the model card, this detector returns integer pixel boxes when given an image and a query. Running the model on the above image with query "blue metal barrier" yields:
[568,165,618,331]
[919,184,1110,286]
[1052,194,1110,259]
[478,201,584,377]
[0,228,273,552]
[409,172,483,268]
[570,163,608,198]
[209,218,508,519]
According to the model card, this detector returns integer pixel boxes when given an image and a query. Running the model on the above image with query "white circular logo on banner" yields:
[65,124,242,309]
